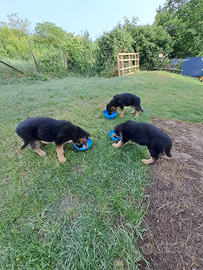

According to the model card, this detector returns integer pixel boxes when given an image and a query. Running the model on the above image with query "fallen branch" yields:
[0,60,24,74]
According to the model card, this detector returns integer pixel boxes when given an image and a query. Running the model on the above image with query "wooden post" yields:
[117,54,120,76]
[117,53,139,76]
[128,55,131,74]
[121,55,124,76]
[59,48,64,66]
[28,40,39,72]
[136,53,139,72]
[64,53,68,69]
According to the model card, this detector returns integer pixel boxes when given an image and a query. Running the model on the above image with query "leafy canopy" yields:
[154,0,203,58]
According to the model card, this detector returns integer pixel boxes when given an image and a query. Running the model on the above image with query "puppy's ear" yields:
[78,138,87,145]
[87,132,91,137]
[111,106,116,112]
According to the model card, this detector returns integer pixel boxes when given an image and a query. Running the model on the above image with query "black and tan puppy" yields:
[106,93,143,117]
[112,121,172,164]
[16,117,90,162]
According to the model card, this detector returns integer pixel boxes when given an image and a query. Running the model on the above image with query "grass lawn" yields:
[0,71,202,269]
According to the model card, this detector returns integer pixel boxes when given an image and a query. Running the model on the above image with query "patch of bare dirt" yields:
[139,118,203,270]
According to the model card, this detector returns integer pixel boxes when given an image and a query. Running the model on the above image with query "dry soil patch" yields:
[139,118,203,270]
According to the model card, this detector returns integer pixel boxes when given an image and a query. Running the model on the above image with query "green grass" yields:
[0,71,202,269]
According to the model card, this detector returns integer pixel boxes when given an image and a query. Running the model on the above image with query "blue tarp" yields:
[181,57,203,78]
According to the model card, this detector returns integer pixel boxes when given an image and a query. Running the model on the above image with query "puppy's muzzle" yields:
[75,142,88,148]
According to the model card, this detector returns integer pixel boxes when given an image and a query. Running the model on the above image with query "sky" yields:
[0,0,166,41]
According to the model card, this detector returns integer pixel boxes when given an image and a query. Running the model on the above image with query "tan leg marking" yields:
[112,140,123,148]
[112,140,130,148]
[34,147,46,156]
[130,107,136,114]
[120,109,124,117]
[56,145,66,163]
[129,140,135,145]
[142,157,155,165]
[40,141,50,145]
[135,111,139,117]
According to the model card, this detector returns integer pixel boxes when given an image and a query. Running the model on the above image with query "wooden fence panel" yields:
[117,53,139,76]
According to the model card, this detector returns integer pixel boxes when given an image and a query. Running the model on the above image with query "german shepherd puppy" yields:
[106,93,143,117]
[112,121,172,164]
[16,117,90,162]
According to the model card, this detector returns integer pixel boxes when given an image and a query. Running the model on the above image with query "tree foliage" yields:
[34,22,68,48]
[154,0,203,58]
[0,14,31,58]
[1,8,201,78]
[121,18,173,68]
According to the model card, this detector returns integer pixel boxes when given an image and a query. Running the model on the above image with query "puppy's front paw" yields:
[34,148,46,156]
[142,158,155,165]
[142,159,148,165]
[112,142,119,148]
[40,150,46,156]
[58,156,66,163]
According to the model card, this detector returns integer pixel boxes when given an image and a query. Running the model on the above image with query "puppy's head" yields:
[106,103,116,115]
[74,131,91,148]
[114,125,122,138]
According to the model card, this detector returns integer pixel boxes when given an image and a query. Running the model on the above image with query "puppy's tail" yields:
[138,104,143,112]
[165,143,172,157]
[20,140,29,150]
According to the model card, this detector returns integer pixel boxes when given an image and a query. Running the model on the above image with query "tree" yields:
[118,17,173,68]
[34,22,68,48]
[0,13,31,58]
[154,0,203,58]
[129,25,174,67]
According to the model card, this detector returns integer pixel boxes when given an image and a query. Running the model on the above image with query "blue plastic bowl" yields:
[109,130,122,141]
[73,137,92,151]
[103,110,117,119]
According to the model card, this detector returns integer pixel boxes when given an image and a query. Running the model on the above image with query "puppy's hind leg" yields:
[130,106,136,114]
[135,111,140,117]
[142,157,155,165]
[40,141,50,145]
[31,141,46,156]
[130,107,140,117]
[142,148,156,164]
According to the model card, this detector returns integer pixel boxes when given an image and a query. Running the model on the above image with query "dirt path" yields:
[139,118,203,270]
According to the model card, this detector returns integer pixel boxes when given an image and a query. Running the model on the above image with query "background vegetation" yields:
[0,71,202,269]
[0,0,202,77]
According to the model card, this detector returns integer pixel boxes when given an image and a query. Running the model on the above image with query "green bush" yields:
[96,26,134,76]
[129,25,173,68]
[65,33,98,76]
[36,47,68,77]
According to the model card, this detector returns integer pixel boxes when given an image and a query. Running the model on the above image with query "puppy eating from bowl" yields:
[112,120,172,164]
[16,117,90,162]
[106,93,143,117]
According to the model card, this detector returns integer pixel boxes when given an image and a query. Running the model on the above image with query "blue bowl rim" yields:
[103,110,117,119]
[73,137,92,151]
[109,130,122,141]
